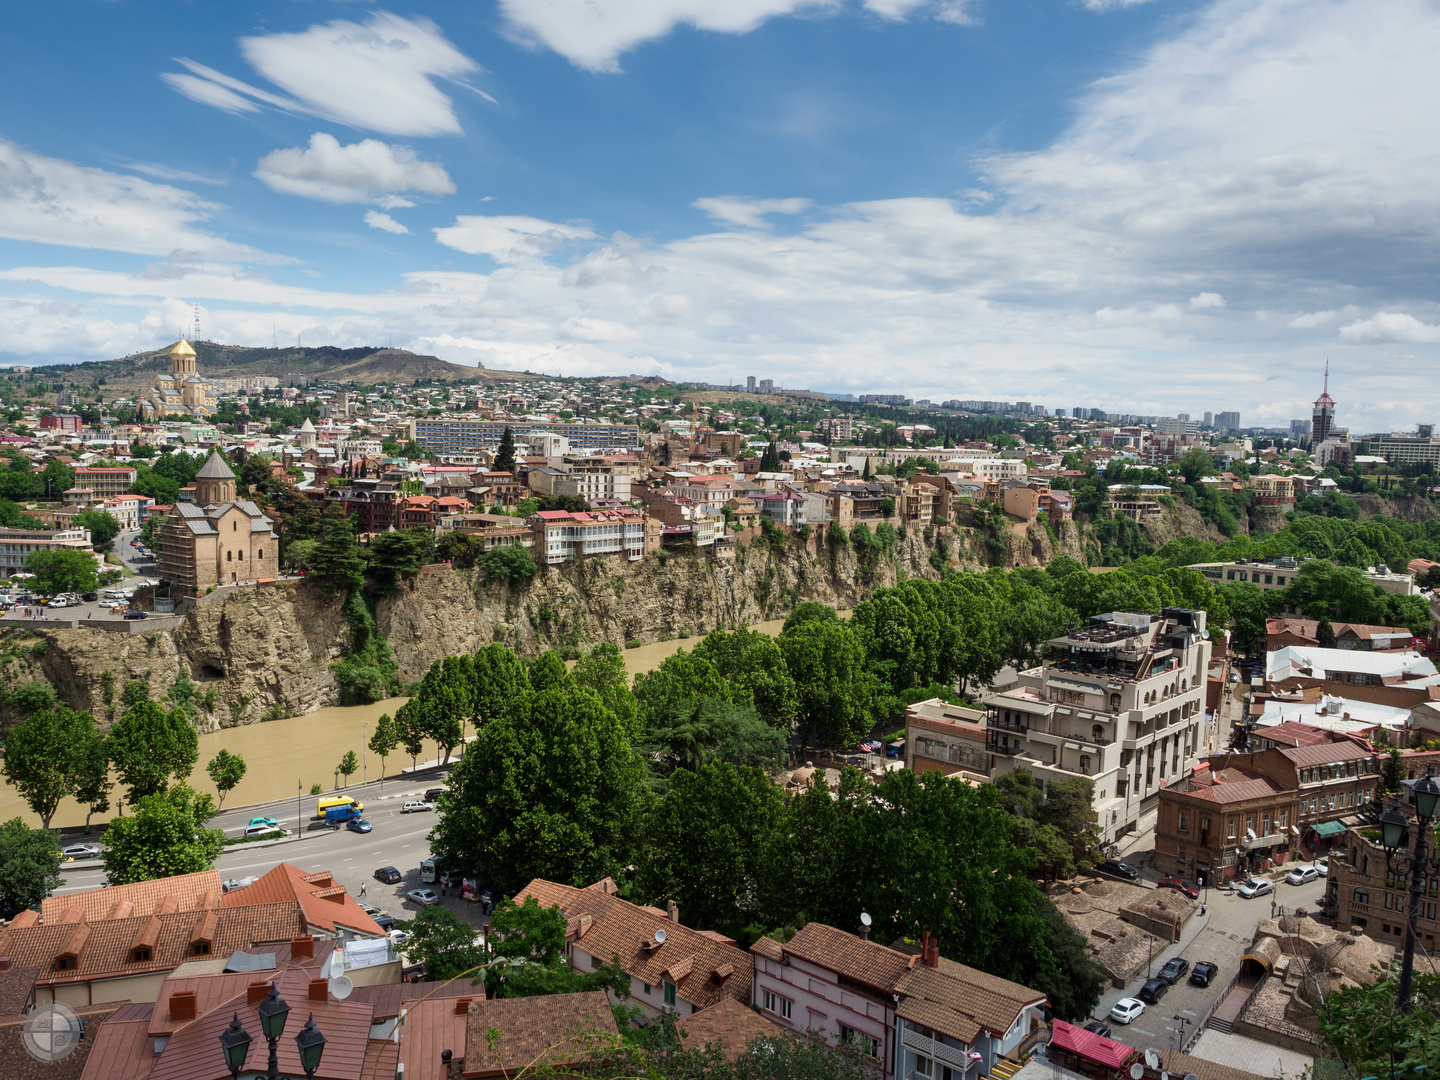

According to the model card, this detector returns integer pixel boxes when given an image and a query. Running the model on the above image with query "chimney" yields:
[666,900,679,924]
[857,922,869,941]
[168,991,197,1022]
[308,978,329,1002]
[919,931,930,962]
[0,957,10,972]
[924,935,940,968]
[454,997,472,1015]
[247,982,271,1006]
[291,936,314,959]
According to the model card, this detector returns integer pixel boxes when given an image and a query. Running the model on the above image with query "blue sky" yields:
[3,0,1440,431]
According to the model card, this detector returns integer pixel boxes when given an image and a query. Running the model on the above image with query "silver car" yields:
[61,843,101,860]
[407,888,440,906]
[1237,877,1275,899]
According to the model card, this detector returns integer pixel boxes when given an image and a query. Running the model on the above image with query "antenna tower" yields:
[192,302,201,342]
[272,322,278,350]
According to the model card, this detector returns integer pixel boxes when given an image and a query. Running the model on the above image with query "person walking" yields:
[359,883,367,897]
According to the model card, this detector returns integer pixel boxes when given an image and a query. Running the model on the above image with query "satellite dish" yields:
[860,913,872,927]
[654,928,667,944]
[1130,1064,1145,1080]
[328,975,353,1001]
[1185,1074,1200,1080]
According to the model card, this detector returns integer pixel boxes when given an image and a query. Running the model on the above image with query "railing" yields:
[901,1029,977,1072]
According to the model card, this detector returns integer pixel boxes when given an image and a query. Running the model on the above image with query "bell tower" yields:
[194,450,237,507]
[170,338,197,377]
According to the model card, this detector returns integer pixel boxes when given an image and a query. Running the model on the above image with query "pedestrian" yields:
[359,883,367,897]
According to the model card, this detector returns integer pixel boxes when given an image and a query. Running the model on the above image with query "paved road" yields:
[1094,873,1330,1052]
[55,769,486,929]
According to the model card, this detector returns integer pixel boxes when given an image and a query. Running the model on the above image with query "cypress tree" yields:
[494,426,517,472]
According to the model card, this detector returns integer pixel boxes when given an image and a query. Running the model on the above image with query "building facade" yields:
[0,526,93,573]
[1154,769,1298,882]
[158,451,279,591]
[984,609,1214,842]
[138,339,217,420]
[1328,825,1440,957]
[530,508,645,563]
[410,418,640,453]
[905,698,989,777]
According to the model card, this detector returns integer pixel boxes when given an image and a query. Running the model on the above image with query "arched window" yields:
[233,521,238,531]
[1354,889,1369,904]
[1080,754,1091,774]
[258,549,264,559]
[226,550,232,562]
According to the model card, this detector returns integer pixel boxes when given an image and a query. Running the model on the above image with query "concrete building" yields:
[905,698,989,777]
[157,450,279,591]
[137,339,217,420]
[530,508,645,563]
[984,608,1214,842]
[73,466,138,496]
[1366,429,1440,467]
[1329,824,1440,956]
[1105,484,1169,521]
[410,418,640,453]
[0,526,94,573]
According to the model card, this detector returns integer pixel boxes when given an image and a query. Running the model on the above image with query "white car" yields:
[388,929,410,946]
[1110,998,1146,1025]
[1237,877,1275,899]
[401,801,432,814]
[1286,865,1325,886]
[406,888,440,906]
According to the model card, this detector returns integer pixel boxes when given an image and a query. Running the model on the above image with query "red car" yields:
[1157,876,1200,900]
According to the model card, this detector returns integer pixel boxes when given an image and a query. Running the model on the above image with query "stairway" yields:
[1207,1016,1235,1034]
[989,1057,1024,1080]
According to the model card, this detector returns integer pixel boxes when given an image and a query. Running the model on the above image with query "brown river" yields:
[1,619,802,830]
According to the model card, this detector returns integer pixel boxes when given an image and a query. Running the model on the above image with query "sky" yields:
[3,0,1440,431]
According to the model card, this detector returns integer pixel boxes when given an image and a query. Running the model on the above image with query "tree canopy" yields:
[0,818,62,919]
[103,785,226,885]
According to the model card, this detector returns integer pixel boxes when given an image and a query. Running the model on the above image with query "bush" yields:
[625,639,642,649]
[332,656,392,705]
[478,544,537,585]
[310,783,323,795]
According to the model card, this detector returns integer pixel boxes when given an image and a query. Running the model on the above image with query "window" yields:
[55,956,76,971]
[762,990,792,1020]
[192,942,210,956]
[132,946,151,962]
[642,983,652,995]
[1228,819,1237,839]
[233,520,238,531]
[1280,811,1289,829]
[1178,812,1190,834]
[916,1056,935,1078]
[226,550,232,562]
[663,982,677,1007]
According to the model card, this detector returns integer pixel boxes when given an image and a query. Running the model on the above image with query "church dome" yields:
[169,339,196,357]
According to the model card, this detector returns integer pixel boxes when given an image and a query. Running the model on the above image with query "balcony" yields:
[987,734,1025,756]
[902,1028,979,1072]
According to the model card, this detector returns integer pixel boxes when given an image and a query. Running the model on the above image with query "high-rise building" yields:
[757,379,774,394]
[1311,362,1336,447]
[1215,411,1241,432]
[1177,413,1190,423]
[1072,407,1084,418]
[746,376,756,394]
[1289,419,1312,441]
[1203,411,1213,428]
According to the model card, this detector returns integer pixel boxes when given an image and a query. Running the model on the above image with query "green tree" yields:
[310,513,366,591]
[637,763,785,941]
[1317,971,1440,1078]
[338,749,358,785]
[366,527,436,590]
[108,700,199,805]
[26,548,99,594]
[394,700,427,774]
[1,705,103,829]
[759,442,781,471]
[410,655,471,764]
[75,509,122,553]
[643,698,786,782]
[476,544,538,584]
[7,681,56,716]
[73,731,112,830]
[102,784,226,885]
[205,749,247,809]
[571,643,640,734]
[0,818,63,919]
[1316,615,1337,648]
[781,601,838,634]
[493,426,517,472]
[368,712,398,780]
[470,643,533,729]
[1176,447,1217,485]
[430,683,653,892]
[405,902,487,981]
[484,895,633,1000]
[778,618,878,747]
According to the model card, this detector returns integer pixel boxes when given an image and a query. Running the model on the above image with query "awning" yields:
[1310,820,1348,838]
[1243,832,1289,850]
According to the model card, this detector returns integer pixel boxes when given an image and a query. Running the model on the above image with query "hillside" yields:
[49,341,542,394]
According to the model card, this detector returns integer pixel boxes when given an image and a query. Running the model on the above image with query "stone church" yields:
[158,450,279,592]
[138,339,217,420]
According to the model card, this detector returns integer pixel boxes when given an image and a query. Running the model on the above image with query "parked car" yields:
[1286,864,1325,885]
[359,902,383,916]
[1189,961,1219,987]
[1157,875,1200,900]
[61,843,101,860]
[346,817,373,833]
[1157,958,1190,985]
[123,610,148,620]
[1138,979,1169,1005]
[1237,877,1275,899]
[223,876,258,892]
[423,788,444,802]
[402,801,431,814]
[407,888,440,906]
[244,823,284,839]
[388,929,409,946]
[1083,1021,1112,1037]
[373,914,397,931]
[1100,859,1140,881]
[374,866,403,884]
[1110,998,1145,1025]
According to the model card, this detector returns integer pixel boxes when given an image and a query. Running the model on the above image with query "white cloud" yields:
[1189,292,1225,308]
[1339,311,1440,344]
[254,134,454,205]
[1080,0,1159,10]
[365,211,410,234]
[124,163,228,186]
[433,215,597,263]
[166,14,479,137]
[693,196,813,228]
[1287,309,1337,329]
[0,139,261,260]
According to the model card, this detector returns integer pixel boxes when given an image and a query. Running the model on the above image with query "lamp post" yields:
[1378,768,1440,1018]
[219,987,327,1080]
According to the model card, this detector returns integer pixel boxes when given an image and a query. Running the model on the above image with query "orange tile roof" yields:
[79,1003,158,1080]
[220,864,383,937]
[462,991,617,1077]
[771,923,915,994]
[395,996,470,1080]
[894,954,1045,1043]
[513,880,751,1012]
[677,998,785,1061]
[42,871,222,924]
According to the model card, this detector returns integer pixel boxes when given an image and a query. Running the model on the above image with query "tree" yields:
[7,680,56,716]
[102,785,226,885]
[778,618,879,747]
[781,601,837,634]
[477,544,538,584]
[26,548,99,594]
[637,763,786,941]
[485,895,632,999]
[1,706,103,829]
[205,749,247,809]
[368,712,398,780]
[644,698,786,782]
[338,750,358,785]
[1316,616,1337,648]
[430,683,653,893]
[73,731,112,830]
[405,902,487,981]
[571,643,640,734]
[410,655,470,764]
[366,527,436,590]
[0,818,62,919]
[310,513,366,591]
[759,442,781,472]
[493,426,517,472]
[1317,971,1440,1078]
[394,700,427,774]
[107,700,199,805]
[74,509,122,553]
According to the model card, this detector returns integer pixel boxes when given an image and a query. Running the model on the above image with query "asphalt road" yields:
[2,527,159,622]
[55,769,483,928]
[1094,871,1331,1052]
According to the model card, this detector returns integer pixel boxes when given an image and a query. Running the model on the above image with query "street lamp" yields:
[219,1013,250,1078]
[256,985,290,1079]
[294,1014,327,1078]
[217,988,327,1080]
[1378,768,1440,1021]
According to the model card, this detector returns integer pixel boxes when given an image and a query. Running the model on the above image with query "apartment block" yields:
[410,418,641,453]
[984,609,1213,842]
[0,526,95,572]
[73,466,138,496]
[529,508,645,563]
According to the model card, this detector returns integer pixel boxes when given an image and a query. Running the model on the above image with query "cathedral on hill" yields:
[138,339,217,420]
[157,450,278,592]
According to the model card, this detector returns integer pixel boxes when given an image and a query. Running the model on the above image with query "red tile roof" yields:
[78,1003,159,1080]
[677,998,784,1061]
[894,954,1046,1043]
[220,864,382,937]
[771,923,915,995]
[41,871,222,924]
[462,991,617,1077]
[1050,1018,1136,1070]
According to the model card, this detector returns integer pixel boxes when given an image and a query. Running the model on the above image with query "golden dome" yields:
[169,339,197,357]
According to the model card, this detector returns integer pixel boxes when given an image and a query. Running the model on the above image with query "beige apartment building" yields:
[984,609,1214,842]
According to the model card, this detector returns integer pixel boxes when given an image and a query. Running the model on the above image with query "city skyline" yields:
[4,0,1440,430]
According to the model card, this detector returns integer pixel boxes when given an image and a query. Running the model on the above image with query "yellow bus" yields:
[316,796,364,817]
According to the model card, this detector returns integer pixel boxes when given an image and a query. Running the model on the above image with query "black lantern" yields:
[1413,772,1440,821]
[256,985,291,1041]
[1380,802,1409,852]
[294,1013,327,1077]
[218,1012,252,1078]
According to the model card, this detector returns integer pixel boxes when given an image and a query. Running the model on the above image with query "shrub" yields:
[478,544,538,585]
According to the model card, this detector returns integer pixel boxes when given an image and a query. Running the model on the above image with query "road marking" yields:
[1132,1028,1156,1038]
[1181,1009,1196,1016]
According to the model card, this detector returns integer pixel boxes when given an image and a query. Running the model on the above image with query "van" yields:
[402,801,431,815]
[317,796,363,817]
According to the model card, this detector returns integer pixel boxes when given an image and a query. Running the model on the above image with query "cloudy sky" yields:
[3,0,1438,430]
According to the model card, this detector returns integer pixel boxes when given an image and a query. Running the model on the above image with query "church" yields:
[157,450,279,592]
[137,339,217,420]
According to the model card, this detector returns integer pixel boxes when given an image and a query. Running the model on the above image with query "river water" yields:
[4,616,815,831]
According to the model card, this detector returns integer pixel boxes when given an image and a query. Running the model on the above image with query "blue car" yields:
[346,818,373,833]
